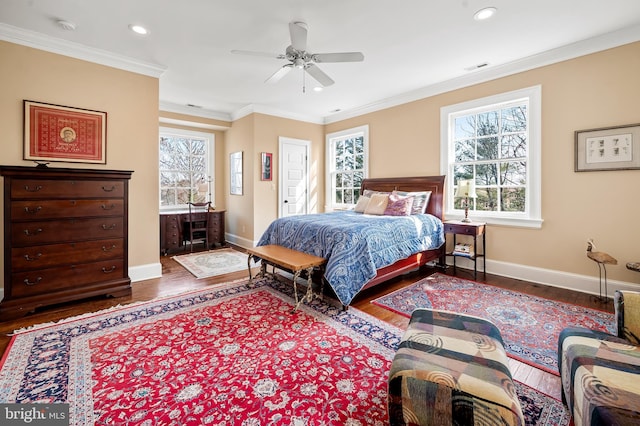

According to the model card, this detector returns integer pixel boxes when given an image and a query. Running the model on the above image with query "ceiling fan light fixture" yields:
[474,7,497,21]
[313,86,323,92]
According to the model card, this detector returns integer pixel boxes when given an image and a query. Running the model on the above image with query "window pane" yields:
[501,161,527,186]
[353,171,364,189]
[355,137,364,154]
[453,165,473,183]
[477,111,499,136]
[477,137,499,160]
[336,190,343,204]
[501,187,526,212]
[160,189,175,206]
[501,135,527,159]
[476,187,498,211]
[344,189,354,204]
[191,140,206,155]
[476,163,498,185]
[454,115,475,139]
[501,106,527,133]
[455,140,475,162]
[335,173,343,188]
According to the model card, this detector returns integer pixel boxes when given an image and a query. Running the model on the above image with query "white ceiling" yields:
[2,0,640,124]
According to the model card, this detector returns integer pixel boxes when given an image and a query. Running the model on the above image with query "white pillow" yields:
[354,195,371,213]
[364,193,389,215]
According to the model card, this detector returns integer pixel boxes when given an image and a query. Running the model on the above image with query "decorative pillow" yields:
[362,189,390,198]
[393,190,432,215]
[384,194,415,216]
[364,193,389,215]
[353,195,371,213]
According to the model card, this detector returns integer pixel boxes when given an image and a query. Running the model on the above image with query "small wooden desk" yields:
[247,245,326,312]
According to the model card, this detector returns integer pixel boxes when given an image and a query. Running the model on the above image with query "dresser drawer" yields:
[12,217,124,246]
[11,238,124,271]
[11,260,125,297]
[11,179,124,199]
[11,199,124,220]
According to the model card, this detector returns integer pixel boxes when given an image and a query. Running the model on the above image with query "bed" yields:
[257,175,446,307]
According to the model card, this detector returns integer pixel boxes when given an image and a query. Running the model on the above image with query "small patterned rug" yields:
[371,272,616,375]
[0,277,569,425]
[172,248,258,278]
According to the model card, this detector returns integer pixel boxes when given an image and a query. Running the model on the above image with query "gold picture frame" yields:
[24,100,107,164]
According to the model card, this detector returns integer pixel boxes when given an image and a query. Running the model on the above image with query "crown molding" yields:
[324,23,640,124]
[159,101,232,122]
[0,23,166,78]
[230,103,324,125]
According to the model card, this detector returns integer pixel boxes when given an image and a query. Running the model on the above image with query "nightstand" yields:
[444,220,486,279]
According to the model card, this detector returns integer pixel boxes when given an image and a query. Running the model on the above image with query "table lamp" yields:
[455,179,477,222]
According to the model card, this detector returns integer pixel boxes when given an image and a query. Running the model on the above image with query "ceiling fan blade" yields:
[265,64,293,84]
[305,63,334,87]
[231,49,285,59]
[312,52,364,63]
[289,21,308,51]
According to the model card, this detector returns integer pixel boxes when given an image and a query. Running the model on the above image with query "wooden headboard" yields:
[360,175,446,221]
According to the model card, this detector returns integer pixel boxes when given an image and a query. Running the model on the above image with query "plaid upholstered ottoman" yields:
[388,308,524,425]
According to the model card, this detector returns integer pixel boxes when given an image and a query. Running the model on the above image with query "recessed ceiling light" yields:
[129,24,149,35]
[474,7,497,21]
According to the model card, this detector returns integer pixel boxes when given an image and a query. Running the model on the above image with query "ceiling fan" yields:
[231,21,364,90]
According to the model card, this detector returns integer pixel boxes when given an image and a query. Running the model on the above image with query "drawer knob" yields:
[101,224,117,230]
[24,277,42,286]
[24,185,42,192]
[101,203,116,210]
[23,228,43,236]
[24,206,42,214]
[102,244,117,252]
[102,266,117,273]
[24,253,42,261]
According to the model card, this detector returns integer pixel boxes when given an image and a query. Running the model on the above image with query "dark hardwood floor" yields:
[0,246,613,402]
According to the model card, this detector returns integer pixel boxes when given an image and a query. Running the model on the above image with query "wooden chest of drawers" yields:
[0,166,133,320]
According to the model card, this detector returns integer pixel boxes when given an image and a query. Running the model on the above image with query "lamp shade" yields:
[455,179,477,198]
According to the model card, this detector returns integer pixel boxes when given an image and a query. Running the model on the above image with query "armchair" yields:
[559,290,640,425]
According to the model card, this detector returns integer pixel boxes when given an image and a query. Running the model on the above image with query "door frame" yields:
[278,137,310,218]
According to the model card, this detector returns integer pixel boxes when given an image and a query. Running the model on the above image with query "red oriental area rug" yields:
[0,277,569,425]
[372,273,615,375]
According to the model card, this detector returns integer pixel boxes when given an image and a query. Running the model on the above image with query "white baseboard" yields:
[130,262,162,283]
[448,256,638,299]
[225,232,257,250]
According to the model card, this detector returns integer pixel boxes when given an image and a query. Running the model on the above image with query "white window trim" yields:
[325,125,369,211]
[159,126,216,212]
[439,85,543,228]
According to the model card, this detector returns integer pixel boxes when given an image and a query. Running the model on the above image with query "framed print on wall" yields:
[230,151,243,195]
[24,100,107,164]
[575,123,640,171]
[261,152,272,181]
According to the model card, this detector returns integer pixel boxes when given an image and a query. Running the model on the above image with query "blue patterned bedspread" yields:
[257,211,444,306]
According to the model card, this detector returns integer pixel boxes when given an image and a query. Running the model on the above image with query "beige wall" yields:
[224,113,324,244]
[0,41,160,277]
[326,41,640,289]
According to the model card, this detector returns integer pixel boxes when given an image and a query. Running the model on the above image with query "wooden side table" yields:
[444,220,486,279]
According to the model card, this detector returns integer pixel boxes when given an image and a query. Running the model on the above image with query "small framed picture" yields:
[261,152,272,181]
[24,100,107,164]
[575,123,640,171]
[230,151,243,195]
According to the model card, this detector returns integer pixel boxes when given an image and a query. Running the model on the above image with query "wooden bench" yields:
[246,245,327,312]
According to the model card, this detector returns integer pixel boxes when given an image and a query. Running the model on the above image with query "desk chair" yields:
[186,202,211,252]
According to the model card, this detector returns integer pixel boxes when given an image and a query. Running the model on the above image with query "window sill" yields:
[445,212,543,229]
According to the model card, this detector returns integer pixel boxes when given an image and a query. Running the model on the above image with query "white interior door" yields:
[279,137,310,218]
